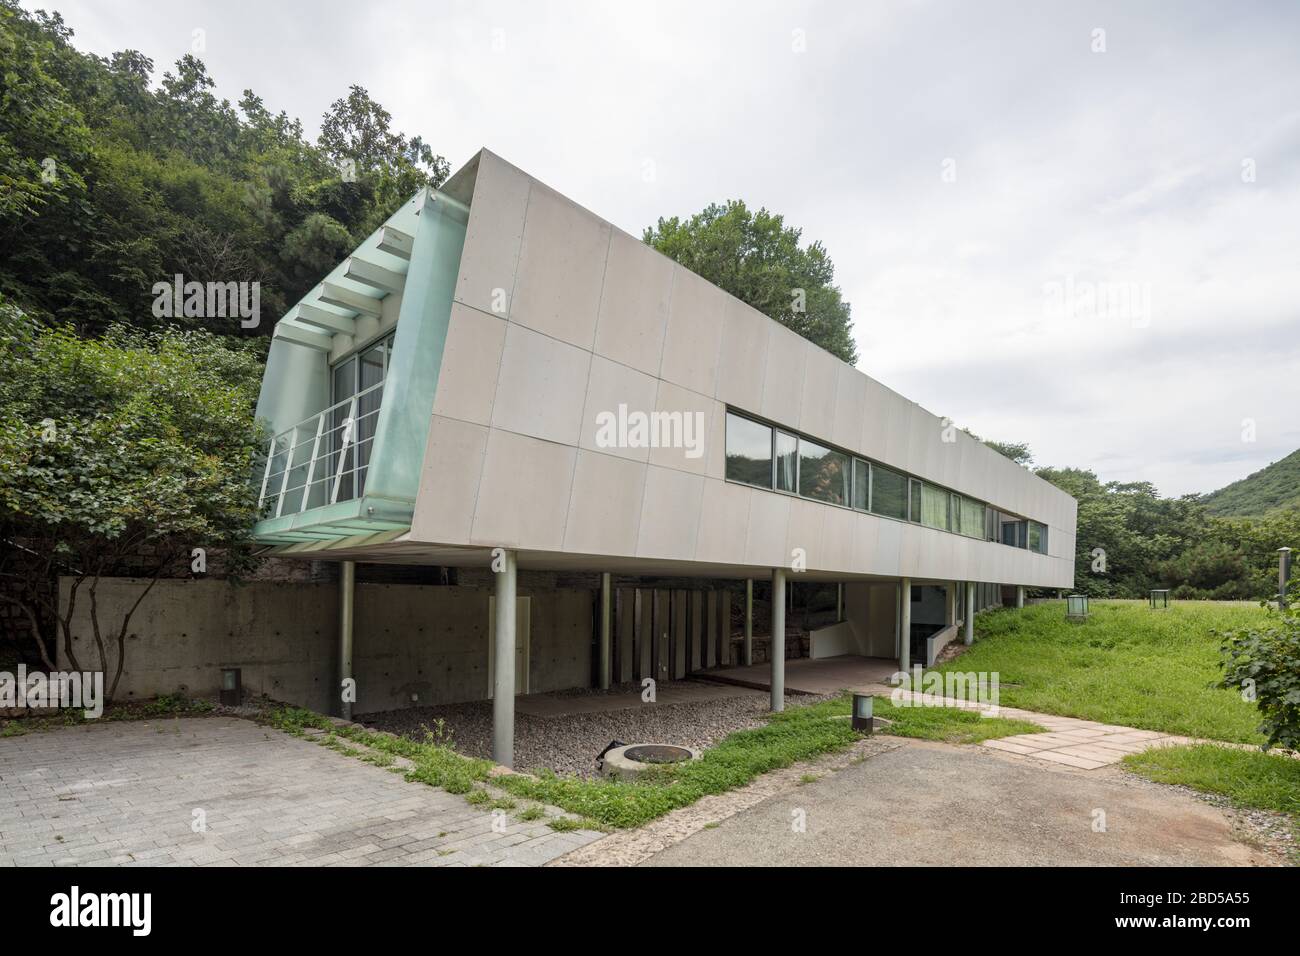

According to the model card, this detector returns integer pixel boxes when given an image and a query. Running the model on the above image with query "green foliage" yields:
[962,428,1033,467]
[0,301,264,694]
[1124,744,1300,818]
[871,697,1044,743]
[935,601,1269,743]
[1202,448,1300,517]
[0,2,447,336]
[1218,588,1300,751]
[644,199,857,363]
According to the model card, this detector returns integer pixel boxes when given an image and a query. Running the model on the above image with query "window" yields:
[908,478,922,522]
[920,483,948,530]
[852,458,869,511]
[725,413,773,488]
[721,408,1048,549]
[961,497,985,539]
[775,431,798,493]
[872,466,908,520]
[329,333,393,502]
[1029,521,1048,555]
[798,438,850,506]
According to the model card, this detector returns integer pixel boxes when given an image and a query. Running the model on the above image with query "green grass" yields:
[0,692,214,736]
[492,694,863,829]
[263,706,494,795]
[261,693,1044,833]
[1124,744,1300,818]
[931,601,1268,744]
[872,697,1044,744]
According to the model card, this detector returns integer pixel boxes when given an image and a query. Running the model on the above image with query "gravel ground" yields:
[357,683,833,777]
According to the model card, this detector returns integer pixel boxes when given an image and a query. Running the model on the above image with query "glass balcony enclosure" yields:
[258,333,394,518]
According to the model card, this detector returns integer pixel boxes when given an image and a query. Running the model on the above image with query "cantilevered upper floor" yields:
[253,148,1077,590]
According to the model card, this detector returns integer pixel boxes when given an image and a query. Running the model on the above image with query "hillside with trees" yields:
[1202,448,1300,518]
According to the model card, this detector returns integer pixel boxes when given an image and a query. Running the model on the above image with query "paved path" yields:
[0,717,600,867]
[641,741,1265,867]
[885,689,1195,770]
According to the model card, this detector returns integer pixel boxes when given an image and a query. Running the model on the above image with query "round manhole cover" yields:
[623,744,694,765]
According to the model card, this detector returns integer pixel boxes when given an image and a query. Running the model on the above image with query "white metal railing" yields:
[258,380,385,518]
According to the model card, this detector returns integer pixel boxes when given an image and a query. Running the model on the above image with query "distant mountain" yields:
[1203,448,1300,517]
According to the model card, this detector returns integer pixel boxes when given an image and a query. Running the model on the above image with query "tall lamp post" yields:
[1280,547,1293,610]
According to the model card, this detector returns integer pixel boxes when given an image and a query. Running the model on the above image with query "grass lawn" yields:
[931,600,1267,744]
[1123,744,1300,818]
[873,697,1044,744]
[267,694,1042,830]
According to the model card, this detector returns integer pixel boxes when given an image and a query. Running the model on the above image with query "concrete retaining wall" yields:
[57,577,593,714]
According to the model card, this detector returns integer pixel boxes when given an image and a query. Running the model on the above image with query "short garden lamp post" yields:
[219,667,242,706]
[1149,589,1170,610]
[851,692,874,734]
[1065,594,1089,621]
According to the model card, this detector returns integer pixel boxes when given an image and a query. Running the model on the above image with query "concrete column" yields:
[598,572,612,690]
[1016,585,1025,609]
[743,579,754,666]
[338,560,355,721]
[492,549,518,768]
[899,577,911,673]
[770,569,786,712]
[965,581,976,645]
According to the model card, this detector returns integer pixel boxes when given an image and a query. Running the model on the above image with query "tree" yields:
[961,428,1033,466]
[644,200,858,363]
[0,301,263,699]
[0,2,446,337]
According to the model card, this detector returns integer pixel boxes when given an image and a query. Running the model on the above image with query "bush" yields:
[1218,586,1300,752]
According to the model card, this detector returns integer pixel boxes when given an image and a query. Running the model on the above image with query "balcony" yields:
[258,379,384,519]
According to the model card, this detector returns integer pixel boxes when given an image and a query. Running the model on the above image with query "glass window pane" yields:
[921,484,948,529]
[1028,520,1047,554]
[775,431,798,493]
[908,479,922,522]
[797,438,849,505]
[961,498,985,538]
[871,465,908,519]
[852,459,869,510]
[725,413,773,488]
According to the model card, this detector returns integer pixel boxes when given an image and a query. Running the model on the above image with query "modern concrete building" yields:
[251,148,1077,765]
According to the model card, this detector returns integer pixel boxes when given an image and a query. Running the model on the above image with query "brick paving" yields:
[0,717,600,867]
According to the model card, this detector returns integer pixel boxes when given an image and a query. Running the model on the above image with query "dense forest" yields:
[1,0,1294,614]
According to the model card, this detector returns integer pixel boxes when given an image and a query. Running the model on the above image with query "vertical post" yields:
[1016,585,1025,609]
[743,579,754,666]
[1279,548,1292,609]
[338,560,355,721]
[598,572,612,690]
[836,582,844,622]
[493,549,517,768]
[965,581,976,645]
[770,569,786,712]
[899,577,912,673]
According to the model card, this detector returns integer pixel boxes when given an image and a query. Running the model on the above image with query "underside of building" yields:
[63,149,1078,766]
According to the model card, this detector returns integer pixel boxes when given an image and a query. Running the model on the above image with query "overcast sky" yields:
[27,0,1300,497]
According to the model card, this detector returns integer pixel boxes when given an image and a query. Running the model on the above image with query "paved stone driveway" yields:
[0,717,599,867]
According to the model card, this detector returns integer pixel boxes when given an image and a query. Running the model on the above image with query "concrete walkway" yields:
[702,655,900,695]
[884,689,1195,770]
